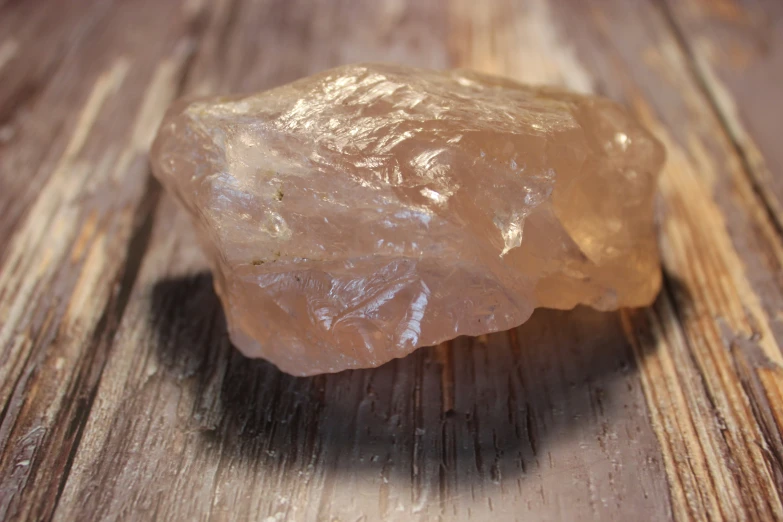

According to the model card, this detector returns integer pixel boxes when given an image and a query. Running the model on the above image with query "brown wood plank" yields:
[0,0,117,252]
[536,0,783,519]
[52,1,673,521]
[0,0,781,520]
[0,1,208,519]
[661,0,783,230]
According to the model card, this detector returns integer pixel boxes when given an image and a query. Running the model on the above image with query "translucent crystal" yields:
[151,63,665,375]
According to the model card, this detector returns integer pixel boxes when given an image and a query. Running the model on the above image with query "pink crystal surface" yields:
[151,63,665,375]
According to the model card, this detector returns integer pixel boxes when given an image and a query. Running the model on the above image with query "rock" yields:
[151,63,665,375]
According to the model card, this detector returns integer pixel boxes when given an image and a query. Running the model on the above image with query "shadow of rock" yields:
[150,271,659,491]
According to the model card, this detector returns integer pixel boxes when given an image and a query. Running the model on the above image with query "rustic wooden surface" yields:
[1,0,782,520]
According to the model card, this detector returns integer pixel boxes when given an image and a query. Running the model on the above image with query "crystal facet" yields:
[151,63,665,375]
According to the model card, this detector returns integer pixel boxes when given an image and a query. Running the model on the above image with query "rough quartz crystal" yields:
[151,63,665,375]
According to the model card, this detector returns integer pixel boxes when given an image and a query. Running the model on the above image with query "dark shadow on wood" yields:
[150,271,660,486]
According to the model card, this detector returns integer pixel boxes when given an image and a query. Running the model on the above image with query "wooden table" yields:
[2,0,783,520]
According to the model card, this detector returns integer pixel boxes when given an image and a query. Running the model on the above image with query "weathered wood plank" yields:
[0,1,208,519]
[537,0,783,519]
[53,1,674,521]
[653,2,783,501]
[1,0,782,520]
[0,0,117,251]
[661,0,783,230]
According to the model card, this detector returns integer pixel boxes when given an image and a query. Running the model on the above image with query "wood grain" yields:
[662,0,783,230]
[1,0,782,520]
[544,0,783,518]
[0,1,204,519]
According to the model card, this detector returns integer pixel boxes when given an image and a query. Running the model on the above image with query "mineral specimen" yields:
[151,63,665,376]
